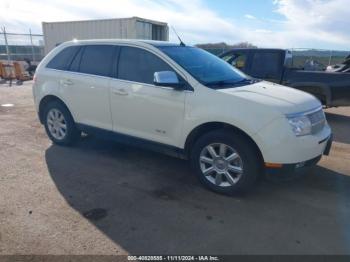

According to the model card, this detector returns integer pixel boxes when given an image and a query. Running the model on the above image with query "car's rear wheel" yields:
[43,101,80,146]
[190,130,261,195]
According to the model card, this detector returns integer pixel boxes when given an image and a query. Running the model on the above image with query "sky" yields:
[0,0,349,50]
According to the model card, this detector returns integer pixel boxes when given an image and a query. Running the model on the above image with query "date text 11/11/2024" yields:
[127,255,220,261]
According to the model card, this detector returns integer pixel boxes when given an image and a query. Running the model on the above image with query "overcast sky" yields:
[1,0,349,50]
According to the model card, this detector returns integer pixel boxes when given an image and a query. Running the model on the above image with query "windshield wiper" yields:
[205,78,261,88]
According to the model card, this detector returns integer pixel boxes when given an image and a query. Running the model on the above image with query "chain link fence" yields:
[0,27,45,63]
[202,47,349,71]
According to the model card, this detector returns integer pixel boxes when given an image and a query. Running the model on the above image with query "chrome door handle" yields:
[112,88,128,96]
[62,79,74,86]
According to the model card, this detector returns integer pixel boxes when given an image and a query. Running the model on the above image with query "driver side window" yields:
[222,52,247,71]
[231,53,247,70]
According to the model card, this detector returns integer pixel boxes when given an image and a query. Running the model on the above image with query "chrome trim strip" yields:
[47,68,112,80]
[46,68,194,92]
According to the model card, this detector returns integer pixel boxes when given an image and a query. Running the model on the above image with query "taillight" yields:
[33,74,37,83]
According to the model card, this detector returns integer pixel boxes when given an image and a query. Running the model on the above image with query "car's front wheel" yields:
[191,130,262,195]
[43,100,80,146]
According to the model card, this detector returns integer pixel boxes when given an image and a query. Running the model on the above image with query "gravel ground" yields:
[0,81,349,255]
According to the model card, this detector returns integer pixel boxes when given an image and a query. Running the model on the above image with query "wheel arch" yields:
[38,95,71,124]
[184,122,264,162]
[290,82,332,106]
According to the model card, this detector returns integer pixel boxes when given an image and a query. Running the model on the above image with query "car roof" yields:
[63,39,182,47]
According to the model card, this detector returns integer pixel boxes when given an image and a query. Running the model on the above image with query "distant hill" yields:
[195,42,257,55]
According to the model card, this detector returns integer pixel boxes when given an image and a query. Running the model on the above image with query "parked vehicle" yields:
[219,48,350,107]
[33,40,332,194]
[326,54,350,73]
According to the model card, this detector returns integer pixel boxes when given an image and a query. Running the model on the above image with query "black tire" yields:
[43,100,80,146]
[190,129,262,195]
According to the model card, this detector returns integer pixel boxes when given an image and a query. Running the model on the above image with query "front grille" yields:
[307,109,326,134]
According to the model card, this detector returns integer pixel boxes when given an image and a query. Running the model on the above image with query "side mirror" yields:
[154,71,183,89]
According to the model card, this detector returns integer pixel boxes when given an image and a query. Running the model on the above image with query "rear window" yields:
[79,45,115,77]
[46,46,80,70]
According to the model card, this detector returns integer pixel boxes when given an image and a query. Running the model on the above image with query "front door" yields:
[109,46,186,147]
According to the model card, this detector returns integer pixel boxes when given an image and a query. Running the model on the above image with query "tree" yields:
[195,42,257,49]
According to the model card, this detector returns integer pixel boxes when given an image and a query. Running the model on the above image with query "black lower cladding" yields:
[322,134,333,156]
[76,123,187,159]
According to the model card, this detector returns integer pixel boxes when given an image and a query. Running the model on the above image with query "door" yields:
[109,46,186,147]
[249,51,283,83]
[62,45,116,130]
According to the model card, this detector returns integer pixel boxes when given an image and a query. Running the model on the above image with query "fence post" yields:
[2,26,11,63]
[29,28,35,62]
[328,50,333,66]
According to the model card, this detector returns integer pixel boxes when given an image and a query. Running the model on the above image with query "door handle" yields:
[61,79,74,86]
[112,88,128,96]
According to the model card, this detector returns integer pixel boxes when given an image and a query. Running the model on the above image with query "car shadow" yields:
[326,112,350,144]
[45,136,350,254]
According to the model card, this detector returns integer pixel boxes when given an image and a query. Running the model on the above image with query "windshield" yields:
[158,46,253,88]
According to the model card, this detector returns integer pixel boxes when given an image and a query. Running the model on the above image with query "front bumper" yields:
[265,134,332,176]
[254,116,332,164]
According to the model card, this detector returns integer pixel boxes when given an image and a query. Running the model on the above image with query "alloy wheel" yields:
[199,143,244,187]
[47,108,67,140]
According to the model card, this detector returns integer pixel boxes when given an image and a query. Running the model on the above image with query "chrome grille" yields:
[307,109,326,134]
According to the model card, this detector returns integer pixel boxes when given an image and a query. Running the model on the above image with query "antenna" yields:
[171,26,186,47]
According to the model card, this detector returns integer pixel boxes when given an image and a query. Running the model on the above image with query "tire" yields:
[43,100,80,146]
[190,129,262,195]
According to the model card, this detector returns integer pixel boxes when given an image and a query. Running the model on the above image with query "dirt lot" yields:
[0,81,349,255]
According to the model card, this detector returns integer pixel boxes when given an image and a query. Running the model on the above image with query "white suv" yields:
[33,40,332,194]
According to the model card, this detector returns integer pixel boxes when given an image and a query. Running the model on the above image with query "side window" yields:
[118,46,172,85]
[221,52,247,71]
[69,47,84,72]
[222,53,234,62]
[79,45,115,77]
[230,53,247,70]
[250,52,281,78]
[46,46,80,70]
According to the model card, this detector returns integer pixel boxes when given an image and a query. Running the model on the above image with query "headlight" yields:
[287,115,312,136]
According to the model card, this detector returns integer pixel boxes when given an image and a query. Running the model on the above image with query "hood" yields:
[217,81,321,114]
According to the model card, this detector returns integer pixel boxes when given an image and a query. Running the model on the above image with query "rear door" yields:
[62,45,116,130]
[248,50,284,83]
[109,45,186,147]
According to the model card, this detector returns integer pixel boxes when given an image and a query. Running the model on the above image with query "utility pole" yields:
[2,26,11,63]
[29,28,35,62]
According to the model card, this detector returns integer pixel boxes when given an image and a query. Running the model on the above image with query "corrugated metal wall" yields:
[136,21,152,40]
[135,21,168,41]
[43,17,168,54]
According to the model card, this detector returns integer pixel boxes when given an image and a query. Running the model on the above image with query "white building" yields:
[42,17,169,54]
